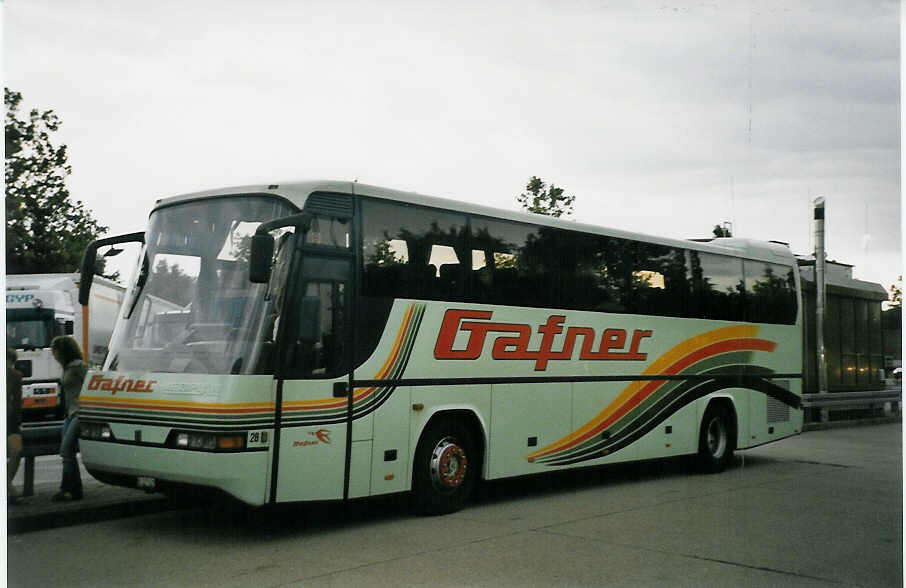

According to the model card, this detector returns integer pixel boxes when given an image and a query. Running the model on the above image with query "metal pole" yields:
[814,197,828,420]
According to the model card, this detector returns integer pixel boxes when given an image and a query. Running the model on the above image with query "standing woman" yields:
[7,348,23,503]
[51,336,89,501]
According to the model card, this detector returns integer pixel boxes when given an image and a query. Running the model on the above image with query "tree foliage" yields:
[516,176,575,218]
[146,258,195,307]
[889,275,902,308]
[712,224,732,238]
[5,88,112,277]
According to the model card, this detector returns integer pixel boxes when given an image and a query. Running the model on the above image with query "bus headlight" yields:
[167,431,246,452]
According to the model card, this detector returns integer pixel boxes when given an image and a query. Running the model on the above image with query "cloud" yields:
[4,0,900,290]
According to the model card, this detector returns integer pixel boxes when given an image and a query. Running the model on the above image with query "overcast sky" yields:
[4,0,901,296]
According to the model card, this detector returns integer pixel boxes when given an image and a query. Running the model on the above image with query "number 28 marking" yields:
[247,431,269,445]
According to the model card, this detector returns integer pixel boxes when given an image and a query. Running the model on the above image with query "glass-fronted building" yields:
[798,258,888,393]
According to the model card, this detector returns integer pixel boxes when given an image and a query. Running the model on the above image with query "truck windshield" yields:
[6,309,55,349]
[106,195,296,375]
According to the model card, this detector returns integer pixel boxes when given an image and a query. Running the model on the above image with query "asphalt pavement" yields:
[6,455,171,534]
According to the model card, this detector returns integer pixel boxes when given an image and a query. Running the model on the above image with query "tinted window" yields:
[839,297,856,387]
[281,257,349,379]
[470,218,559,308]
[869,303,882,385]
[629,243,689,317]
[361,199,468,301]
[558,232,628,313]
[360,198,797,326]
[559,236,689,317]
[304,215,350,248]
[854,299,868,386]
[689,252,744,321]
[825,294,842,389]
[744,261,797,324]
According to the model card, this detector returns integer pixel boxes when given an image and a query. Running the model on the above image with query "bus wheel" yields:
[413,418,477,516]
[696,403,735,473]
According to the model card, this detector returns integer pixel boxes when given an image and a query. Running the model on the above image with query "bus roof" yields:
[154,180,795,266]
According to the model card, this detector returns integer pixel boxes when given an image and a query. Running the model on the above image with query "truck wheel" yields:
[696,403,735,473]
[413,417,478,516]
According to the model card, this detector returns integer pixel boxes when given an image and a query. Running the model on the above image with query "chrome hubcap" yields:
[430,437,468,492]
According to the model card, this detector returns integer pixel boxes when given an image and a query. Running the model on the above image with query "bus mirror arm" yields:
[79,231,145,305]
[249,213,313,284]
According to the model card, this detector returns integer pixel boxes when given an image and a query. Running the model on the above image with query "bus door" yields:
[272,252,356,503]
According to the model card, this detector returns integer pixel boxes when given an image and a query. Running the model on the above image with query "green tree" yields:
[889,275,902,308]
[5,88,113,277]
[146,258,195,307]
[516,176,575,218]
[712,224,732,238]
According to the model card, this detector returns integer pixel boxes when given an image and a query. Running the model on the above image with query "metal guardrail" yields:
[801,388,902,409]
[19,421,63,496]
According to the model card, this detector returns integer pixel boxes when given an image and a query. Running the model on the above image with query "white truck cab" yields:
[6,274,125,420]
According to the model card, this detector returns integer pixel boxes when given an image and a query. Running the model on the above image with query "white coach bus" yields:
[78,181,803,514]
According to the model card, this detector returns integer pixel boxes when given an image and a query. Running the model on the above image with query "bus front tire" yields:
[696,403,735,473]
[413,418,478,516]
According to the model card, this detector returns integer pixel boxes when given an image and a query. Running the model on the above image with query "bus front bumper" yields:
[81,440,270,506]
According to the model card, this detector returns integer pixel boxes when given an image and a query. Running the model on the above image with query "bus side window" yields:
[630,243,688,317]
[361,198,467,302]
[689,251,744,321]
[744,261,797,324]
[469,219,558,308]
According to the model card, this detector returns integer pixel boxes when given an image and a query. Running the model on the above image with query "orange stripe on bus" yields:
[80,400,274,414]
[80,395,273,409]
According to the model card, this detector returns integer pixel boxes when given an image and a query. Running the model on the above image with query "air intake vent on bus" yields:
[304,192,353,218]
[766,381,791,423]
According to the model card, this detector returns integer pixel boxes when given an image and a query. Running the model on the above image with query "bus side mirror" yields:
[79,247,98,305]
[249,212,313,284]
[249,233,275,283]
[79,232,145,305]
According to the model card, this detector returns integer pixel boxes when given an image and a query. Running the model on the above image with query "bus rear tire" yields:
[413,417,478,516]
[696,403,735,473]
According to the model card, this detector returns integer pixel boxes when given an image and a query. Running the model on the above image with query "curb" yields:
[802,415,902,432]
[8,494,173,535]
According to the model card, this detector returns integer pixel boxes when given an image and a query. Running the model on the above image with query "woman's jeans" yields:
[60,415,83,496]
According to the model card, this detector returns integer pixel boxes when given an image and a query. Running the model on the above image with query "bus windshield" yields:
[106,195,296,375]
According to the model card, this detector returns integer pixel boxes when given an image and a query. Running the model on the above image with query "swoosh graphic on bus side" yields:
[80,397,274,413]
[525,325,787,466]
[79,398,276,430]
[534,369,790,467]
[279,302,426,426]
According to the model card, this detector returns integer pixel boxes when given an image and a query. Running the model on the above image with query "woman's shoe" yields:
[51,491,82,502]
